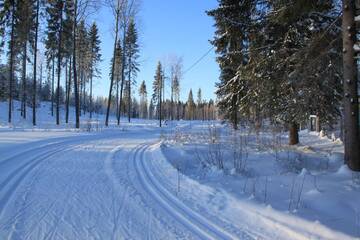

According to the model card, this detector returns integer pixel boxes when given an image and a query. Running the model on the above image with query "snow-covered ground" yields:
[0,101,359,239]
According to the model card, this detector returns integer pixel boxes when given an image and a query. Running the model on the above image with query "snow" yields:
[0,101,359,239]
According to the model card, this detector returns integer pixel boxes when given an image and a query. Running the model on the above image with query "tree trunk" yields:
[65,60,68,120]
[51,58,55,116]
[82,72,86,115]
[22,42,27,119]
[79,71,82,116]
[232,95,238,130]
[315,116,321,133]
[116,74,119,124]
[39,63,43,93]
[32,0,40,126]
[8,0,15,124]
[73,0,80,128]
[119,30,126,124]
[119,75,125,123]
[127,57,131,123]
[177,102,180,121]
[105,1,120,127]
[66,58,72,124]
[56,3,63,125]
[342,0,360,171]
[159,75,162,127]
[90,72,93,119]
[289,122,299,145]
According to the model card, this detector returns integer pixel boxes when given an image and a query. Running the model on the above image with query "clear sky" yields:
[92,0,220,102]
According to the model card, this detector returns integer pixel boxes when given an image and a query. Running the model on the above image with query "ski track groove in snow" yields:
[104,144,132,240]
[0,143,81,225]
[134,142,240,240]
[146,148,259,240]
[8,150,65,240]
[115,142,194,239]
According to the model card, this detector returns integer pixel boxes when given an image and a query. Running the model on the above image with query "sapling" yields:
[295,173,306,210]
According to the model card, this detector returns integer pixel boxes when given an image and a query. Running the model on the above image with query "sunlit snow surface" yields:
[0,101,358,239]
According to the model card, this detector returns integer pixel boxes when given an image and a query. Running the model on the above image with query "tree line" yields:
[208,0,359,171]
[0,0,103,127]
[0,0,216,127]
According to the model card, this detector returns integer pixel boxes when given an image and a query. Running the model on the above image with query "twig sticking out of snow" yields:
[242,177,248,193]
[264,176,268,204]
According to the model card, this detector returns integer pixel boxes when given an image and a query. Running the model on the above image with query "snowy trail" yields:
[0,130,250,239]
[2,128,346,239]
[134,143,241,240]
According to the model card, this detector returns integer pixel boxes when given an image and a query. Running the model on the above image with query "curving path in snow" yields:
[1,127,349,240]
[0,129,250,240]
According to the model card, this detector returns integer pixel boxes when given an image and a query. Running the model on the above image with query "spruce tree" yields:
[139,80,147,119]
[113,40,123,125]
[197,88,203,120]
[186,89,195,120]
[207,0,254,129]
[153,62,163,127]
[256,0,342,144]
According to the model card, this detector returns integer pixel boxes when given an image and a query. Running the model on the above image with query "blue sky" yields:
[92,0,220,102]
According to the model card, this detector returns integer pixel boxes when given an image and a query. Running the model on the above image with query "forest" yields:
[0,0,217,129]
[207,0,359,171]
[0,1,359,239]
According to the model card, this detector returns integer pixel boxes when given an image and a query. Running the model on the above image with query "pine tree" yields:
[63,0,74,124]
[105,0,121,127]
[0,1,6,55]
[76,20,88,116]
[14,0,36,119]
[32,0,40,126]
[1,0,17,123]
[45,0,63,123]
[125,18,140,123]
[88,22,101,119]
[72,0,80,128]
